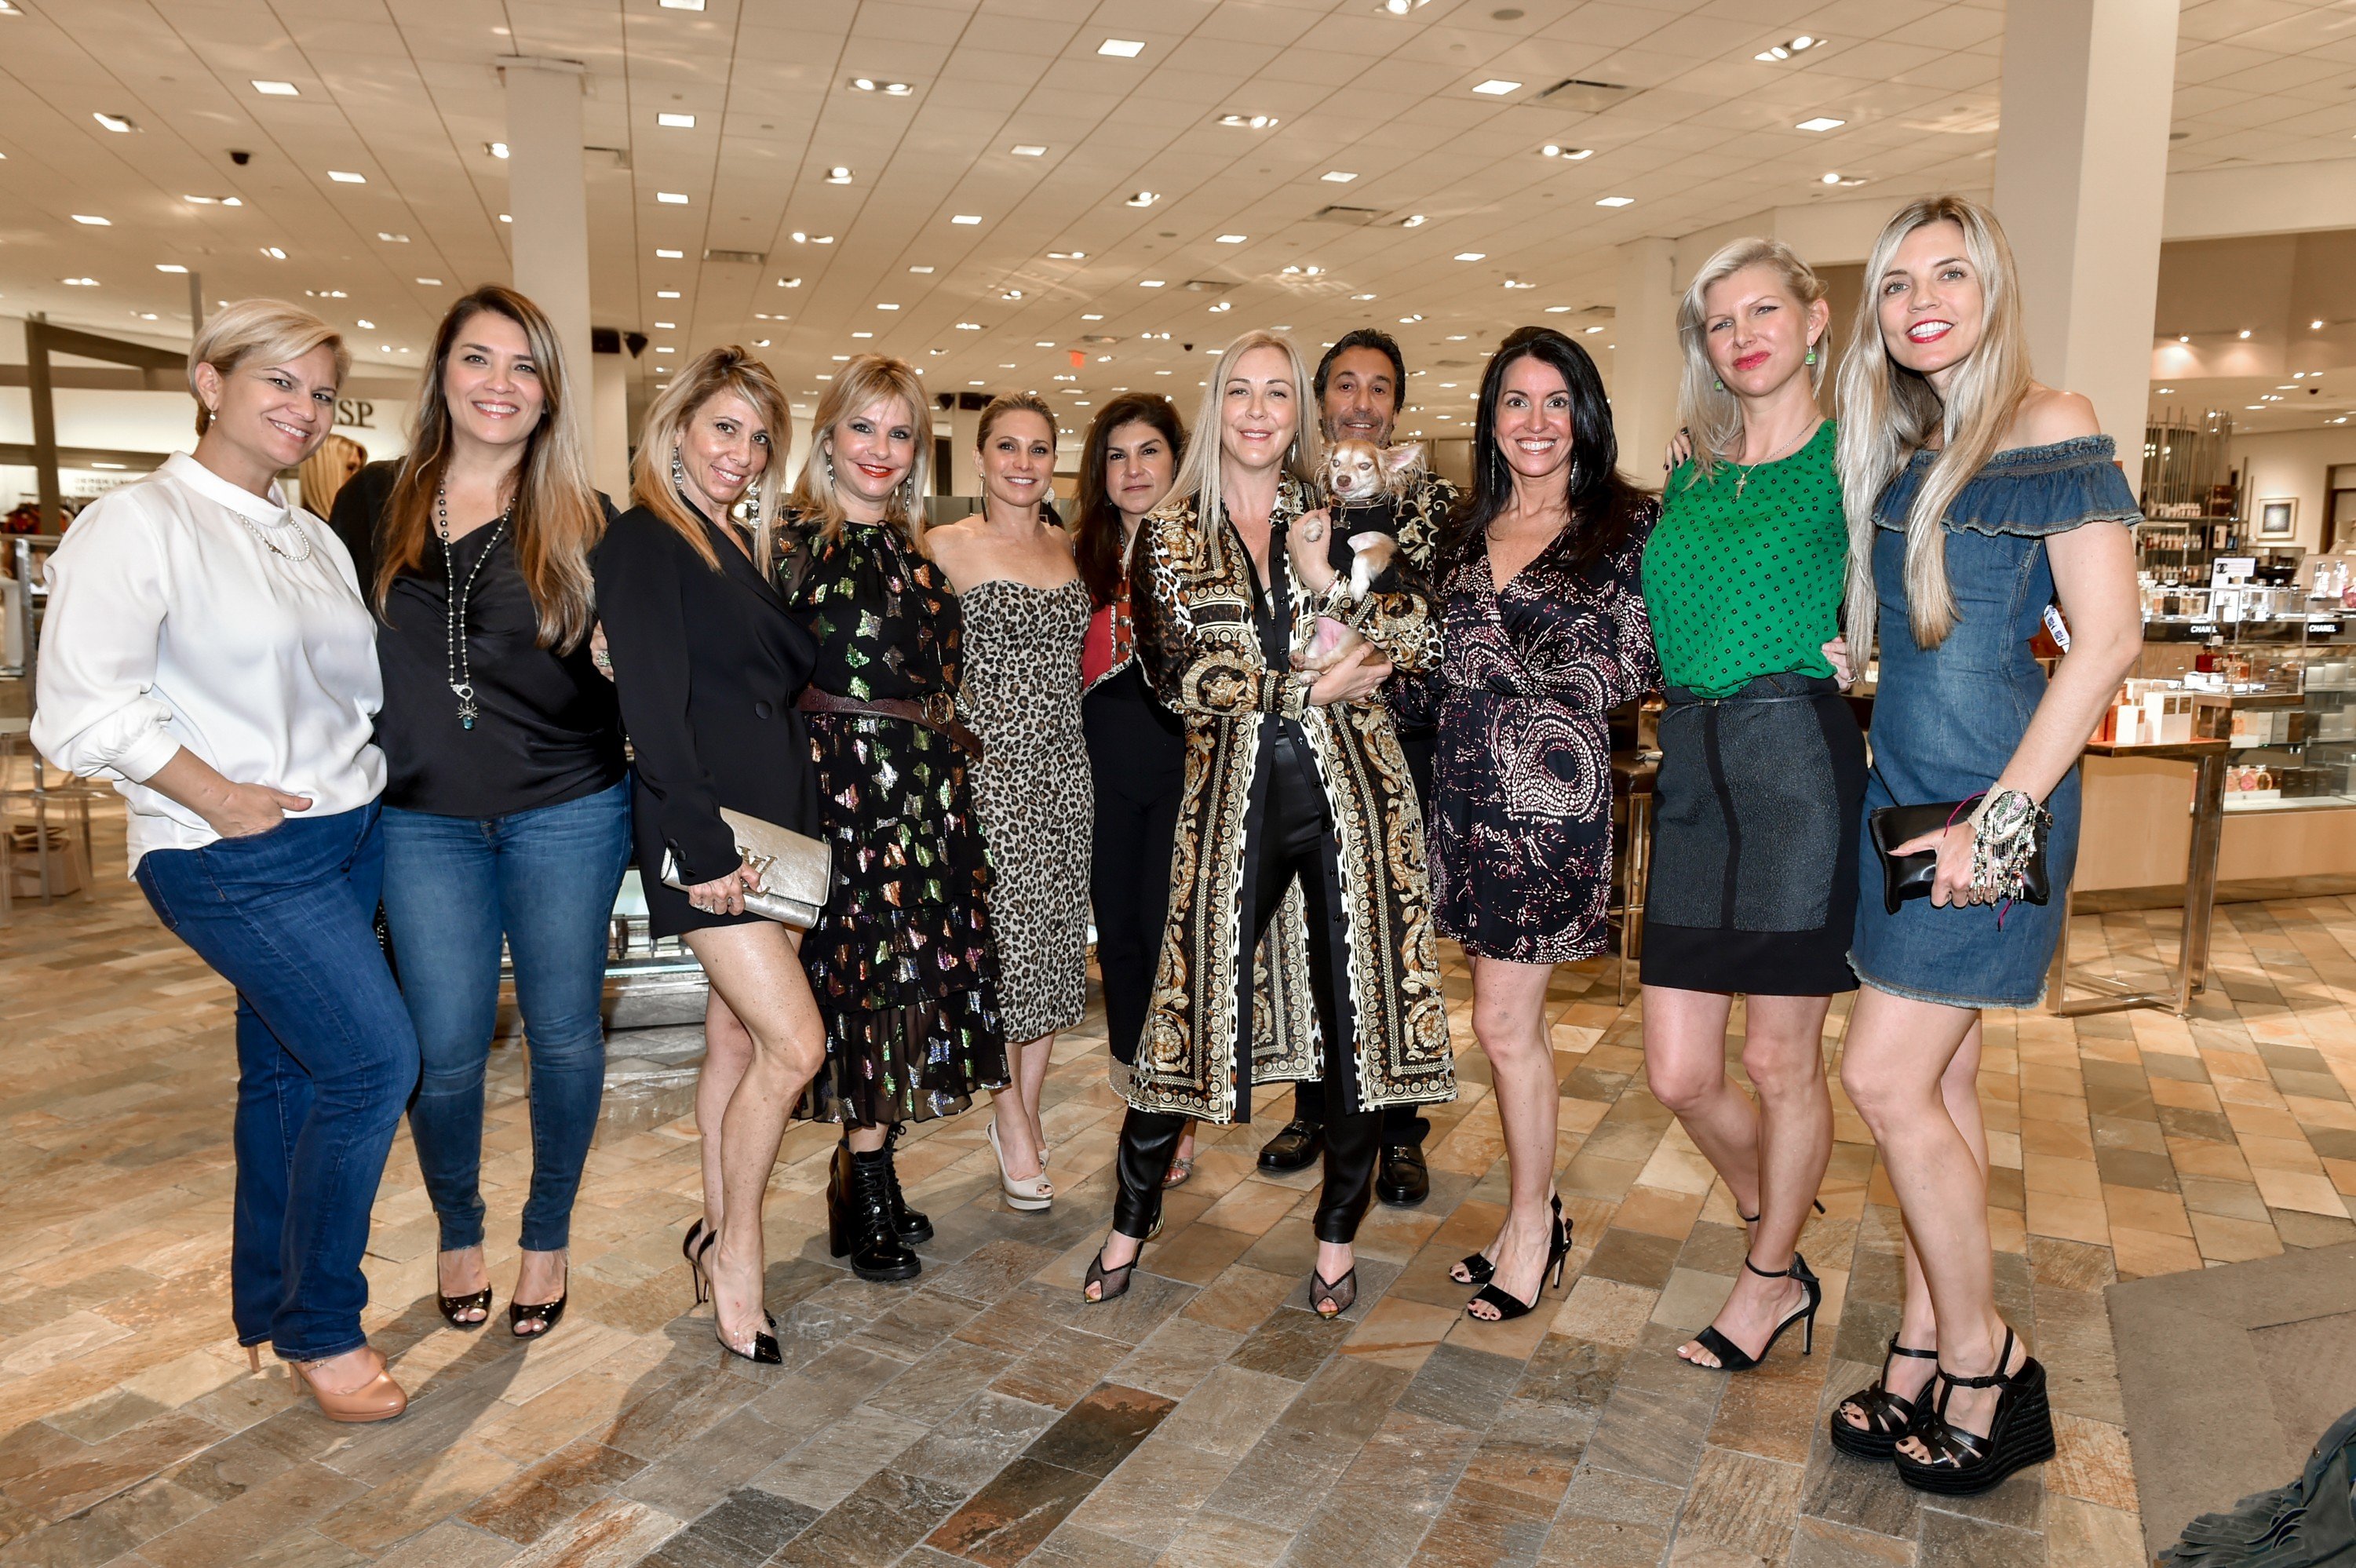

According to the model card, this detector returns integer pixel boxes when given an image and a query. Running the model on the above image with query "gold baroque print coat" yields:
[1128,476,1455,1122]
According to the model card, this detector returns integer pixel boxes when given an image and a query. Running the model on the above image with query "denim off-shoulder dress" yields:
[1851,435,2141,1009]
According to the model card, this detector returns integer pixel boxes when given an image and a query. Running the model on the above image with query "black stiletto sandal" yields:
[1830,1337,1942,1459]
[1465,1201,1573,1322]
[1893,1328,2055,1497]
[1309,1267,1357,1319]
[1684,1253,1819,1372]
[1083,1245,1139,1304]
[1738,1199,1826,1224]
[436,1250,493,1331]
[1453,1194,1561,1286]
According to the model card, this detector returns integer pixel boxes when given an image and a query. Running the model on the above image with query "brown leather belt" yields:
[797,687,983,760]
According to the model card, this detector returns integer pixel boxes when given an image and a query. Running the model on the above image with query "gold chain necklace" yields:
[1730,420,1821,501]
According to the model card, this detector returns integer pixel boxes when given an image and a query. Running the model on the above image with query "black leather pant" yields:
[1111,721,1382,1243]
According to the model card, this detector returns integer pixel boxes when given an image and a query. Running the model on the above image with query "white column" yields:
[1611,237,1680,483]
[1993,0,2179,494]
[501,60,596,465]
[590,351,630,501]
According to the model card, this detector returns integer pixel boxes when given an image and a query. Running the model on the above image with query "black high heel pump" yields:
[684,1218,776,1331]
[1464,1202,1573,1322]
[1683,1253,1819,1372]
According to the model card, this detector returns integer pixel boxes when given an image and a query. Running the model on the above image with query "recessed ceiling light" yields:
[2240,329,2252,339]
[1472,79,1521,95]
[754,338,771,347]
[656,248,684,259]
[825,167,852,184]
[487,141,509,159]
[658,191,690,203]
[659,0,705,9]
[418,276,443,285]
[328,170,366,184]
[877,302,900,310]
[2314,320,2327,330]
[1125,191,1159,207]
[1399,313,1423,323]
[1585,325,1603,334]
[1216,234,1247,244]
[93,111,137,133]
[655,320,676,329]
[1218,114,1279,129]
[779,276,802,287]
[1400,214,1426,228]
[1099,38,1145,57]
[2157,387,2172,394]
[1209,301,1231,312]
[1003,289,1024,300]
[2178,334,2190,342]
[1322,170,1358,183]
[155,263,188,273]
[1541,145,1593,160]
[1504,279,1535,289]
[357,318,375,329]
[1140,279,1165,287]
[658,112,695,128]
[71,213,110,225]
[252,80,299,96]
[378,232,410,242]
[1081,314,1104,321]
[1596,195,1635,207]
[953,213,983,224]
[1048,250,1087,260]
[852,331,873,338]
[1453,251,1484,261]
[1036,340,1056,347]
[909,264,935,273]
[1796,116,1845,132]
[1351,293,1377,301]
[1011,144,1047,157]
[184,193,244,206]
[956,321,981,330]
[62,276,99,286]
[657,289,681,298]
[260,246,286,260]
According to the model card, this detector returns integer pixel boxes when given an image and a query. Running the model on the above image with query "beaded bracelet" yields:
[1968,789,2050,903]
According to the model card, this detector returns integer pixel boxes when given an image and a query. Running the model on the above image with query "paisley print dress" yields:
[1430,503,1661,964]
[779,516,1008,1126]
[958,578,1092,1042]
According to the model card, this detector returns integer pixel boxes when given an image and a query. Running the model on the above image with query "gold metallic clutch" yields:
[659,807,833,928]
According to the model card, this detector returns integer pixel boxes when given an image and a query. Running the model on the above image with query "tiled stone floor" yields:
[6,803,2356,1567]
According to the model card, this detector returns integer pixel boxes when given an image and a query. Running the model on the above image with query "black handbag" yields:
[1869,797,2050,915]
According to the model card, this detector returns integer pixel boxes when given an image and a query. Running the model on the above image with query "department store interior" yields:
[4,3,2356,1567]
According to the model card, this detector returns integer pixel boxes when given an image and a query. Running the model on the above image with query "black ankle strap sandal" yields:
[1829,1336,1942,1459]
[1685,1253,1821,1373]
[1892,1327,2057,1496]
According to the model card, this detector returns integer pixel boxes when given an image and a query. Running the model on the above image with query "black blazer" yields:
[593,503,822,888]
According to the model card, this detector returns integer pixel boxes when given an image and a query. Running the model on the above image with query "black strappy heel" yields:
[1465,1201,1573,1322]
[1894,1327,2055,1496]
[1684,1253,1819,1372]
[1309,1267,1357,1320]
[1830,1337,1942,1459]
[1738,1199,1826,1224]
[1453,1194,1561,1286]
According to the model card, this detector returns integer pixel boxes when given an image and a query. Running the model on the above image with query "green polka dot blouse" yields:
[1642,420,1845,698]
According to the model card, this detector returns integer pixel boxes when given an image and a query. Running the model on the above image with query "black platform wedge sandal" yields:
[1892,1327,2056,1496]
[1829,1336,1942,1460]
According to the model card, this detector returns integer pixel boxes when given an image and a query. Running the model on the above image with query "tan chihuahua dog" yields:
[1297,439,1424,669]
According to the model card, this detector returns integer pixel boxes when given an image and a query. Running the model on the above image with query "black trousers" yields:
[1085,669,1185,1067]
[1111,722,1381,1243]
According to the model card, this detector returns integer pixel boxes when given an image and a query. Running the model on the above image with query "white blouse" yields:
[31,453,385,870]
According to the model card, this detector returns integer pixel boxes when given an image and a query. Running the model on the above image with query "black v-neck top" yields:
[330,461,625,819]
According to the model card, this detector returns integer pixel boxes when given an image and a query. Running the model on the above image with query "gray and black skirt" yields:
[1640,672,1865,996]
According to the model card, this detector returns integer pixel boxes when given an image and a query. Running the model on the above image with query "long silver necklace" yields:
[436,481,512,731]
[1729,419,1822,501]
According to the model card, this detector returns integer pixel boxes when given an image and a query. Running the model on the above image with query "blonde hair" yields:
[977,391,1057,450]
[380,286,605,649]
[187,298,351,436]
[630,345,794,573]
[789,354,930,549]
[1836,195,2033,649]
[1164,330,1322,518]
[1674,237,1829,480]
[300,433,366,519]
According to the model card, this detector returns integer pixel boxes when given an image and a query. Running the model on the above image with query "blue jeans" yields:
[135,803,418,1362]
[380,780,631,1254]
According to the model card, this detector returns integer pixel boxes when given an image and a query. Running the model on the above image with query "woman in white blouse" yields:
[33,299,418,1424]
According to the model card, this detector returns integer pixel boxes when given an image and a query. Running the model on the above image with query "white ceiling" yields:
[2,0,2354,439]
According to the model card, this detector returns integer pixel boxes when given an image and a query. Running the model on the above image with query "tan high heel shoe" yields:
[289,1347,407,1423]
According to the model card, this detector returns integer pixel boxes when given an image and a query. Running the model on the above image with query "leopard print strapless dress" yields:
[958,578,1092,1041]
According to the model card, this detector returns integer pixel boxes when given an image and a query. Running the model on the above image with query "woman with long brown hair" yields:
[776,354,1007,1284]
[1072,394,1192,1177]
[329,284,622,1341]
[594,346,830,1362]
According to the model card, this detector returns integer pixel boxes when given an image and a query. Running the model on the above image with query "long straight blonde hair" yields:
[1835,195,2033,649]
[1162,329,1322,520]
[378,286,604,650]
[629,345,793,573]
[788,354,930,549]
[1674,236,1829,481]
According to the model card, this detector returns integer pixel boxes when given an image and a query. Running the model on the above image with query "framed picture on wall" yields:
[2258,498,2297,538]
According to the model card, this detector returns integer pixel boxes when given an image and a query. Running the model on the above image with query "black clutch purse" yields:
[1868,800,2050,915]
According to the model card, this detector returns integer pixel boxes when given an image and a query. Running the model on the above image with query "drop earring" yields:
[670,447,688,493]
[742,479,761,527]
[1712,378,1724,392]
[1805,346,1818,366]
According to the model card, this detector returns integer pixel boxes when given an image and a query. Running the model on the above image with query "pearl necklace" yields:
[436,482,513,732]
[237,509,314,562]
